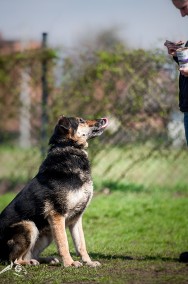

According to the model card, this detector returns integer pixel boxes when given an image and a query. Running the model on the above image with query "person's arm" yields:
[164,40,188,76]
[164,40,184,64]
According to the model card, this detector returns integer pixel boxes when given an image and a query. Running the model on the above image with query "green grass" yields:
[0,144,187,190]
[0,145,187,283]
[0,146,41,183]
[91,144,188,188]
[0,187,188,283]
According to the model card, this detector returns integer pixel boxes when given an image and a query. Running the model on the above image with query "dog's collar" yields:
[49,141,85,150]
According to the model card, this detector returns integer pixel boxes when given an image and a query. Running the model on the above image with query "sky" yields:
[0,0,187,50]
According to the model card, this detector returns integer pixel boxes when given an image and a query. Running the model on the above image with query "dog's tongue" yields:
[101,118,108,129]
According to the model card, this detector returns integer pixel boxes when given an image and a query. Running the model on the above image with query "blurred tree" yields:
[51,29,178,143]
[0,50,56,144]
[0,29,178,146]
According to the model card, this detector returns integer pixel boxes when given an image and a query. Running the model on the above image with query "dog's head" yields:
[49,115,108,148]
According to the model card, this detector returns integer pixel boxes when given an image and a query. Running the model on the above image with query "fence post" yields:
[41,32,48,157]
[19,69,31,148]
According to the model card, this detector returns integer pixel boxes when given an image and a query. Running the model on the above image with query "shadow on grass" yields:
[89,252,133,261]
[96,181,145,193]
[137,255,179,262]
[85,252,179,262]
[48,250,179,263]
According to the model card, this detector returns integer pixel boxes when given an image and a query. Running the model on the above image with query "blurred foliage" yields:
[0,30,177,146]
[52,43,178,144]
[0,29,186,193]
[0,48,57,143]
[0,29,180,147]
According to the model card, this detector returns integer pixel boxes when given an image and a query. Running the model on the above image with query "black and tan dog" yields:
[0,115,108,267]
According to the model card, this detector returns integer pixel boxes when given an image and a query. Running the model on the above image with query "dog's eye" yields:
[79,118,85,123]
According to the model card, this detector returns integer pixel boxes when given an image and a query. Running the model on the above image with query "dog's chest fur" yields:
[65,181,93,224]
[42,146,93,225]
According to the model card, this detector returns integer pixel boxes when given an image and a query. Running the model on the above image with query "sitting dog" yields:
[0,115,108,267]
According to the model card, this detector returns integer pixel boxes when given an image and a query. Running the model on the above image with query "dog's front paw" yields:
[85,261,101,267]
[71,261,83,267]
[64,260,83,268]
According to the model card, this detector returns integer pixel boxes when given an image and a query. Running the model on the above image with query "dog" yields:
[0,115,108,267]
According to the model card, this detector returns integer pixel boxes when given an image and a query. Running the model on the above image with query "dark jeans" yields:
[184,112,188,145]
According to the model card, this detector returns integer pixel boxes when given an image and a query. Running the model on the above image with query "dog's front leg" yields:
[69,216,101,267]
[48,212,82,267]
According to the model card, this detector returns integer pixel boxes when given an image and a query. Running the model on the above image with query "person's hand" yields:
[164,40,184,56]
[179,66,188,77]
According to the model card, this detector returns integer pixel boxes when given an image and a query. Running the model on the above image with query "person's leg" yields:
[183,112,188,145]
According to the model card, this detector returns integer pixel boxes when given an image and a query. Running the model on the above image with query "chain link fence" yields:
[0,38,187,194]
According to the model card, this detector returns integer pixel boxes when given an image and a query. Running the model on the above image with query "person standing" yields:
[165,0,188,264]
[164,0,188,145]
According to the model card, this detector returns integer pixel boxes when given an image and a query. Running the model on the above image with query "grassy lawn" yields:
[0,144,188,189]
[91,144,188,188]
[0,188,188,283]
[0,145,187,283]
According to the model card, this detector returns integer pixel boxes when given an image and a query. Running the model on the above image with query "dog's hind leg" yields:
[32,228,59,264]
[8,221,39,265]
[69,216,101,267]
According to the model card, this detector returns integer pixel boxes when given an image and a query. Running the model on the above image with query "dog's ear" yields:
[58,115,70,131]
[49,116,71,145]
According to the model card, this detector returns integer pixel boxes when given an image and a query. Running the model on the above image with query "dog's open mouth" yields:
[90,118,108,137]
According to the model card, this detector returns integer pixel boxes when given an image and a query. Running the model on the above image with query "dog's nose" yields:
[99,118,108,128]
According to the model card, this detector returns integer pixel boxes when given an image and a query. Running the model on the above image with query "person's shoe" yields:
[179,252,188,263]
